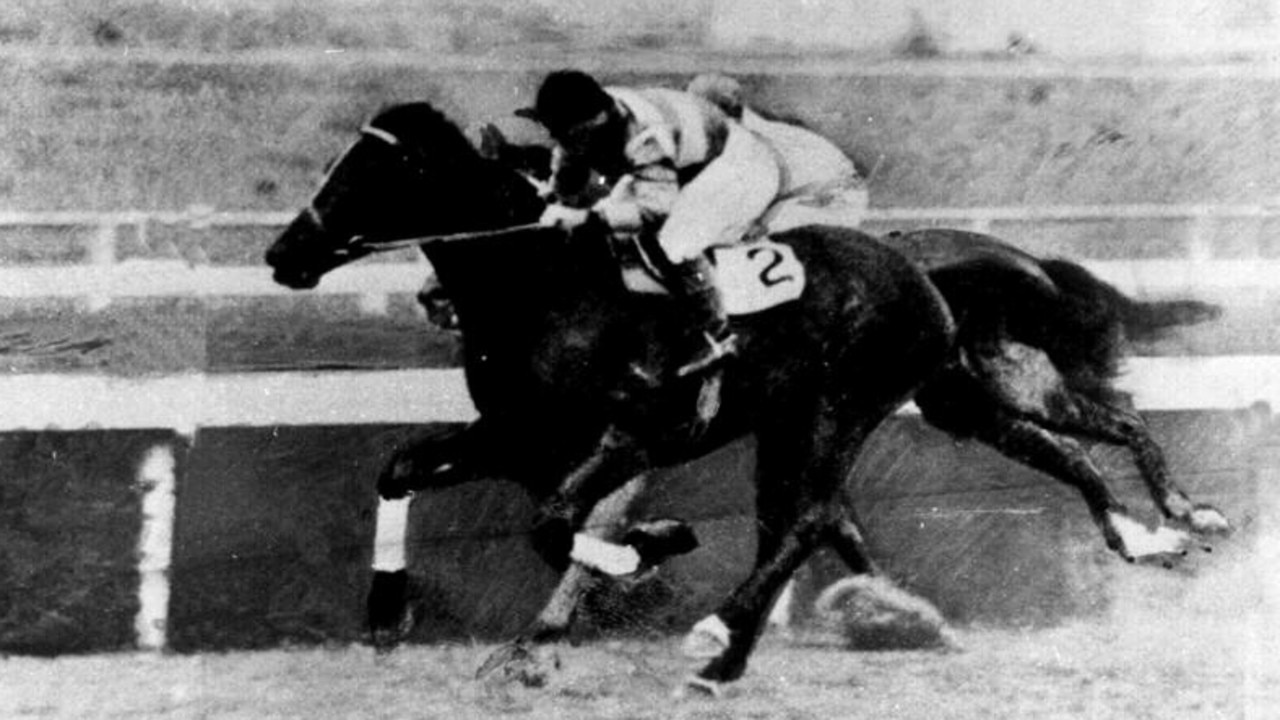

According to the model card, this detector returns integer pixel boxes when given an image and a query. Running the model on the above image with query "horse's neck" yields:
[427,227,622,336]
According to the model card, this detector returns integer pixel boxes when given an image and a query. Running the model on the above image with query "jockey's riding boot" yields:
[670,256,738,377]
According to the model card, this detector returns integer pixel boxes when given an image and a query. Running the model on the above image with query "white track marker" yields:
[373,497,412,572]
[135,444,177,651]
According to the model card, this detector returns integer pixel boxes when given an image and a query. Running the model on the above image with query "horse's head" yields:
[265,102,545,289]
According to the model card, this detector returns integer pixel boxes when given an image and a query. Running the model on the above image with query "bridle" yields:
[302,123,544,257]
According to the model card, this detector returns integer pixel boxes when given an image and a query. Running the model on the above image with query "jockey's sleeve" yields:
[623,164,679,218]
[656,123,781,264]
[624,125,679,167]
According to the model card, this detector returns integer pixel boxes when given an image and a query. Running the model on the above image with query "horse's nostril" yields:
[271,265,319,290]
[264,242,292,270]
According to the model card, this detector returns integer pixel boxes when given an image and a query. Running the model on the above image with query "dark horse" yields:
[265,103,956,690]
[465,123,1231,563]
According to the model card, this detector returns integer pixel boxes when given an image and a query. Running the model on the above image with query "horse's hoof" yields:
[622,518,700,569]
[476,640,553,688]
[681,615,730,659]
[672,674,723,699]
[366,569,421,652]
[1109,512,1192,562]
[1188,505,1231,535]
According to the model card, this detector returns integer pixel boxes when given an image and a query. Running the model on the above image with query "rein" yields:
[349,222,547,255]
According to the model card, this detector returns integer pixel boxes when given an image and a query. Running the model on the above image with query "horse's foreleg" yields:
[681,506,826,689]
[1034,392,1230,535]
[519,474,651,640]
[682,409,876,688]
[377,418,497,499]
[474,561,595,686]
[478,474,658,686]
[530,425,651,569]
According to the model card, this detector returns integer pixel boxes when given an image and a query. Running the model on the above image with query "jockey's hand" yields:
[539,203,591,230]
[592,175,644,231]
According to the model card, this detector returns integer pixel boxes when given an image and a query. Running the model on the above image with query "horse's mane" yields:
[365,102,545,229]
[367,102,481,169]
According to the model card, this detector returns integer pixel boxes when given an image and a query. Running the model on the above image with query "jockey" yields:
[685,73,869,232]
[517,69,783,378]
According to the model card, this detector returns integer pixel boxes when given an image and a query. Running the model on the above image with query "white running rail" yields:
[0,204,1277,310]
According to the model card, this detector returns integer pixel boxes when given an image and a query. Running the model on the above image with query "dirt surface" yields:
[2,617,1276,719]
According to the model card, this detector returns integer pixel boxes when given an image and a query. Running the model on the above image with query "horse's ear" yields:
[478,123,508,160]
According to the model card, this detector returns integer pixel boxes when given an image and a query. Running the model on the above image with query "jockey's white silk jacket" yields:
[739,108,859,196]
[559,86,783,264]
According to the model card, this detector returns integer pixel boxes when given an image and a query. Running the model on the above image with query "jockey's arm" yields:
[655,123,780,264]
[591,164,679,232]
[539,162,676,232]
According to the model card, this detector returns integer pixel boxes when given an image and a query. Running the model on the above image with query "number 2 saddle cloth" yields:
[613,234,806,316]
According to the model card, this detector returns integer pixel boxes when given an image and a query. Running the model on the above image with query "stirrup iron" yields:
[677,331,738,378]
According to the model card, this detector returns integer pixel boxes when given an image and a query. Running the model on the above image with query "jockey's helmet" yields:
[516,70,615,139]
[518,69,629,174]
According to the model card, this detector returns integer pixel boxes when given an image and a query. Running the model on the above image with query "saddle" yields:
[610,233,806,316]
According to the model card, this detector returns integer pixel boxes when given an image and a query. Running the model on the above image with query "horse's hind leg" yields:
[974,410,1190,560]
[931,344,1206,556]
[1032,392,1230,535]
[821,498,879,575]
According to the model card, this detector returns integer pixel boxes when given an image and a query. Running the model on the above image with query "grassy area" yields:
[0,0,711,54]
[4,53,1276,213]
[0,2,1273,214]
[0,0,1274,213]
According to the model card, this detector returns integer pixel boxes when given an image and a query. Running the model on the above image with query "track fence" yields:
[1,203,1278,311]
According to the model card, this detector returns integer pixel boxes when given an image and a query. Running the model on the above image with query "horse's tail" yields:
[1039,259,1223,343]
[927,257,1132,394]
[1026,259,1220,394]
[1121,298,1222,343]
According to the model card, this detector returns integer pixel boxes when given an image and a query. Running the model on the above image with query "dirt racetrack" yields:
[1,623,1274,719]
[4,564,1278,720]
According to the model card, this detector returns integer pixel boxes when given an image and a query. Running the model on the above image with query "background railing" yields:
[1,203,1278,312]
[0,202,1277,432]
